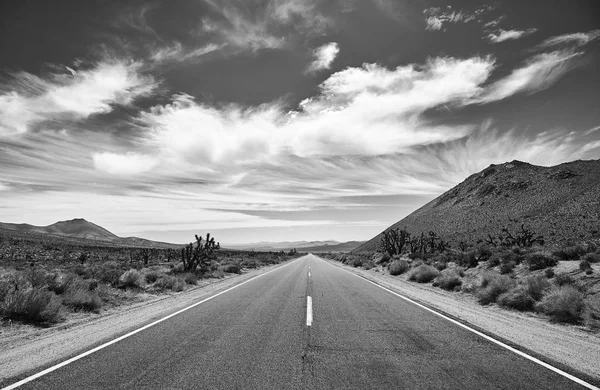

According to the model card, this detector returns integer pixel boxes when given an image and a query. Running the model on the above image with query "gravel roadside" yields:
[0,259,298,386]
[322,258,600,384]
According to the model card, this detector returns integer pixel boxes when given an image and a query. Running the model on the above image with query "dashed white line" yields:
[1,256,307,390]
[306,296,313,326]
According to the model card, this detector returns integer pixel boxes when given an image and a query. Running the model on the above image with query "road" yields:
[4,254,593,389]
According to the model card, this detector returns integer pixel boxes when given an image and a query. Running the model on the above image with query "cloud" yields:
[476,50,582,103]
[305,42,340,73]
[486,28,537,43]
[0,61,157,135]
[93,152,159,175]
[538,29,600,49]
[199,0,331,52]
[150,42,221,63]
[423,5,489,31]
[132,56,495,170]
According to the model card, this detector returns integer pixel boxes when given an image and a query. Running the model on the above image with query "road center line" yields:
[325,258,599,390]
[306,296,313,326]
[1,256,306,390]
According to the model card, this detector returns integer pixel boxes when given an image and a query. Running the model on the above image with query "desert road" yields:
[3,254,595,389]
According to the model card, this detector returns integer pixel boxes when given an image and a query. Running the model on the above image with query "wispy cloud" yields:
[476,50,582,103]
[150,42,222,63]
[0,61,157,135]
[423,5,494,31]
[305,42,339,73]
[199,0,331,52]
[537,29,600,49]
[486,28,537,43]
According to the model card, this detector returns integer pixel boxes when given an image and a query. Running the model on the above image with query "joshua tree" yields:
[181,233,220,273]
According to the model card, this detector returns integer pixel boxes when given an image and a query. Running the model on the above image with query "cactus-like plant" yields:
[181,233,220,273]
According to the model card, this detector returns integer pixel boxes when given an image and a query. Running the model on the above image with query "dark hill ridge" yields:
[0,219,179,248]
[355,159,600,252]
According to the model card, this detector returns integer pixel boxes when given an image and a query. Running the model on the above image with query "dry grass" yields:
[407,264,439,283]
[583,295,600,329]
[388,260,409,276]
[1,287,64,324]
[536,286,584,323]
[432,268,463,291]
[476,272,516,305]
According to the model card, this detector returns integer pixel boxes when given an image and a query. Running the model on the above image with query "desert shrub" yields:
[407,264,439,283]
[145,270,161,284]
[554,273,574,286]
[118,269,143,289]
[583,295,600,330]
[362,261,375,270]
[46,272,77,295]
[524,253,557,271]
[487,254,502,268]
[211,269,225,279]
[388,260,409,276]
[552,245,586,260]
[349,257,363,268]
[497,286,535,311]
[172,278,185,291]
[155,275,185,291]
[376,253,391,265]
[63,285,102,312]
[545,268,555,278]
[455,252,478,268]
[1,287,64,324]
[499,261,515,275]
[432,269,462,291]
[580,260,592,272]
[582,252,600,264]
[536,286,584,323]
[522,276,551,301]
[183,273,199,284]
[241,258,257,269]
[222,263,241,274]
[93,263,123,286]
[476,273,515,305]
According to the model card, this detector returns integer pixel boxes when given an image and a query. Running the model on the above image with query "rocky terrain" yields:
[356,159,600,252]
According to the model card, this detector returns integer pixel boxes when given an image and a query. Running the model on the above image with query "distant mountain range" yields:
[226,240,364,253]
[355,159,600,253]
[0,218,180,248]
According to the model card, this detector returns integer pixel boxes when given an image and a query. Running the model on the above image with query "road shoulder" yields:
[0,259,298,385]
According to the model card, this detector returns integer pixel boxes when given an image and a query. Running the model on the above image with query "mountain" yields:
[300,241,365,253]
[0,218,179,248]
[355,159,600,253]
[226,240,362,252]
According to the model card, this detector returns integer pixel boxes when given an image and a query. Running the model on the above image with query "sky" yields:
[1,0,599,245]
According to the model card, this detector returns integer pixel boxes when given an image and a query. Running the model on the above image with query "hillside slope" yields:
[0,219,179,248]
[355,159,600,252]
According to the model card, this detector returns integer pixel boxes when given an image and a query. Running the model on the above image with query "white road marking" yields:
[1,256,307,390]
[306,296,313,326]
[308,271,311,277]
[326,258,600,390]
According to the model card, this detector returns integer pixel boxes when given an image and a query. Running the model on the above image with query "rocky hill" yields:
[0,218,179,248]
[355,159,600,252]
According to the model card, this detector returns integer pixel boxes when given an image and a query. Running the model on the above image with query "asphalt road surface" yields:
[5,254,593,389]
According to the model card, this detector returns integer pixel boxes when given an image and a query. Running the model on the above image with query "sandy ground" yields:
[323,258,600,383]
[0,261,295,385]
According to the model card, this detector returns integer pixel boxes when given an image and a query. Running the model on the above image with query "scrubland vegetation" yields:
[0,230,301,326]
[322,225,600,331]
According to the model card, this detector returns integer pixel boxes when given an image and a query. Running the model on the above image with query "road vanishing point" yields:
[3,254,597,389]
